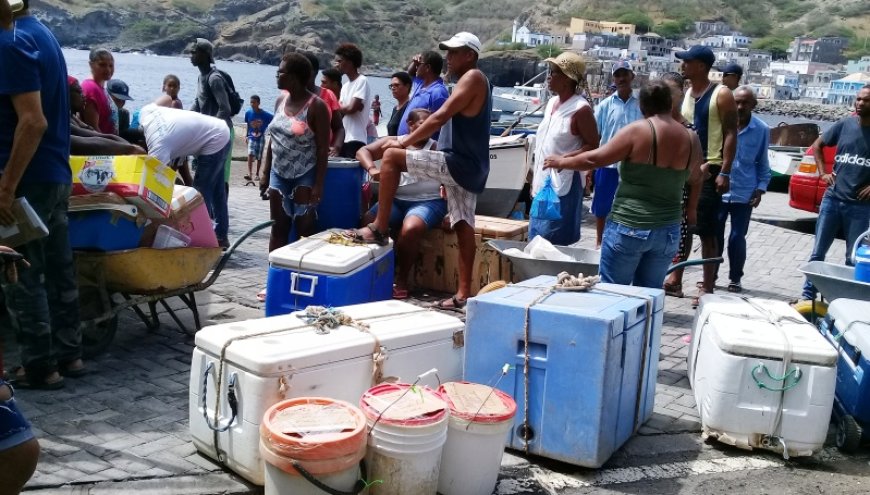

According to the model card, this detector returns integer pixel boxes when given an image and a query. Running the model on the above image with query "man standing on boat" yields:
[591,60,642,248]
[672,45,738,307]
[399,51,450,136]
[346,32,491,311]
[189,38,232,249]
[799,85,870,303]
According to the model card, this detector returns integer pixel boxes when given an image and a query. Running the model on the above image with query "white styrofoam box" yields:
[689,294,837,457]
[189,300,464,485]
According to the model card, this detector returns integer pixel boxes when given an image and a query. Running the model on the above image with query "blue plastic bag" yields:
[530,175,561,220]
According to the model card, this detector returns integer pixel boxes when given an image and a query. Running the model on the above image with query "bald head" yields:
[734,85,757,123]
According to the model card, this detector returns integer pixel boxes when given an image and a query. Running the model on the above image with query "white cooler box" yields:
[688,294,837,457]
[189,300,464,485]
[265,230,394,316]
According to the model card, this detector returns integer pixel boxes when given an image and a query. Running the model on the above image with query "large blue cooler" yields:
[69,203,144,251]
[465,275,664,467]
[318,158,363,230]
[819,299,870,441]
[266,230,394,316]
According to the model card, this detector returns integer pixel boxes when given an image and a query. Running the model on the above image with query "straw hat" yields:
[544,52,587,84]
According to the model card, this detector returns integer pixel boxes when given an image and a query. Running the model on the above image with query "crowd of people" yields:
[1,0,870,490]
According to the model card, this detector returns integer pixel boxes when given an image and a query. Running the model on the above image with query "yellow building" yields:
[568,18,636,37]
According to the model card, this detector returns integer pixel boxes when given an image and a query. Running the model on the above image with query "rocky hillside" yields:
[30,0,870,66]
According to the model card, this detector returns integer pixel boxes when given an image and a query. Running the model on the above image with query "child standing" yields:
[245,95,273,182]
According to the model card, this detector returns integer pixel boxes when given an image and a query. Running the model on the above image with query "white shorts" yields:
[405,149,477,228]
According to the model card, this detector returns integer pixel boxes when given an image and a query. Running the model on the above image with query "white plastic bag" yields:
[525,235,572,261]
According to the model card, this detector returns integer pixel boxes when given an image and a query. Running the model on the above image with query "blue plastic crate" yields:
[266,231,394,316]
[465,275,664,467]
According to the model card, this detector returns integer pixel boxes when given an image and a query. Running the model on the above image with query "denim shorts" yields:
[599,220,681,289]
[269,166,317,219]
[0,380,34,452]
[368,197,448,230]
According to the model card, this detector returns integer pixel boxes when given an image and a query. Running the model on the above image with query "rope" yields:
[751,363,803,391]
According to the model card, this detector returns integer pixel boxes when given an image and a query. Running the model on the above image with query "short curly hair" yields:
[335,43,363,69]
[280,52,313,86]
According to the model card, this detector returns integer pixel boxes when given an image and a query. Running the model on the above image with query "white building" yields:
[722,34,751,48]
[512,22,558,47]
[767,60,836,76]
[775,73,800,89]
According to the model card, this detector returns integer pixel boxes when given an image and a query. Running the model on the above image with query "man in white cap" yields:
[346,32,491,310]
[591,60,642,248]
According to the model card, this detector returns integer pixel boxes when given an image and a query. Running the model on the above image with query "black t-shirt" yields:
[822,116,870,203]
[387,102,408,137]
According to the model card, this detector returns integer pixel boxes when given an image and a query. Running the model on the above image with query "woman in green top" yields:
[545,80,703,288]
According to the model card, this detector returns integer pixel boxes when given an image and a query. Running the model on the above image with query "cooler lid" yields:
[328,158,361,169]
[268,230,392,274]
[828,299,870,353]
[194,300,463,376]
[701,295,836,366]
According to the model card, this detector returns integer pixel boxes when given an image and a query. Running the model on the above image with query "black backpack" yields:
[208,68,244,116]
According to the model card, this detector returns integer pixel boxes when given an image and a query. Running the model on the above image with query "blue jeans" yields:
[715,201,753,284]
[0,380,34,451]
[269,166,317,219]
[529,171,583,245]
[600,220,681,289]
[802,194,870,300]
[1,183,80,380]
[368,197,448,230]
[193,141,231,241]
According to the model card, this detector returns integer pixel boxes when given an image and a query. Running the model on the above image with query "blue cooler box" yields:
[69,204,144,251]
[266,230,394,316]
[318,159,363,230]
[820,299,870,429]
[465,275,664,467]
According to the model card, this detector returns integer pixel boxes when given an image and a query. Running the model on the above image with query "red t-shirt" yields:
[81,79,116,134]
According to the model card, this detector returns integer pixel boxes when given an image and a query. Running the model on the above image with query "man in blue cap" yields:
[718,62,743,91]
[667,45,737,306]
[590,60,642,248]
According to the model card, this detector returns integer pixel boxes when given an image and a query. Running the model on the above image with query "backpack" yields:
[208,68,244,117]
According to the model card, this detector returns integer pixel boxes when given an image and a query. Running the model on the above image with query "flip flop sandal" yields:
[256,289,267,302]
[392,287,409,300]
[663,282,684,298]
[432,296,467,312]
[343,224,389,246]
[8,367,65,390]
[244,175,252,181]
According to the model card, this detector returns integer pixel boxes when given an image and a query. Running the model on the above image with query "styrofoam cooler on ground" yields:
[265,230,393,316]
[819,299,870,449]
[688,294,837,457]
[189,300,464,485]
[464,275,665,467]
[360,383,449,495]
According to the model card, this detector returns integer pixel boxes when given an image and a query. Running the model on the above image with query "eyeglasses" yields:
[388,84,403,89]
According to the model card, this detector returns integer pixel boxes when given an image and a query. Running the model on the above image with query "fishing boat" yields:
[492,84,547,114]
[477,134,531,218]
[766,122,819,178]
[768,145,808,177]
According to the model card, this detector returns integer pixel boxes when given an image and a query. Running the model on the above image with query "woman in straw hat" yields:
[529,52,599,245]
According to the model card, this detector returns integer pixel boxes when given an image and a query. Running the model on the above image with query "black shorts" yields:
[695,165,722,237]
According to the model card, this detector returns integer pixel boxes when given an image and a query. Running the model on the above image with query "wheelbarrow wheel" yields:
[836,414,862,453]
[82,315,119,359]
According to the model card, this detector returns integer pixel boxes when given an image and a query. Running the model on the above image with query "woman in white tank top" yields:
[530,52,600,245]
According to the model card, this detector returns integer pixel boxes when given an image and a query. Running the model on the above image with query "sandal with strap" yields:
[432,296,467,312]
[343,224,389,246]
[663,282,683,298]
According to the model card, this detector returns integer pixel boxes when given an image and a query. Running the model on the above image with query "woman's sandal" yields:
[432,296,467,312]
[663,282,684,298]
[392,287,409,300]
[343,224,389,246]
[7,367,65,390]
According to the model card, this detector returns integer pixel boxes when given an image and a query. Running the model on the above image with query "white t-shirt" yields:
[340,74,371,144]
[395,137,441,201]
[139,104,230,165]
[532,94,590,197]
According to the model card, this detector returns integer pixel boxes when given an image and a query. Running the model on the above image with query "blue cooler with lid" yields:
[464,275,664,467]
[69,203,144,251]
[266,230,394,316]
[317,158,363,230]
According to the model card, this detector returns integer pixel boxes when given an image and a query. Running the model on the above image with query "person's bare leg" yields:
[255,158,262,179]
[246,155,254,178]
[595,216,605,248]
[455,220,476,301]
[396,216,427,291]
[354,148,407,239]
[665,267,685,288]
[0,384,40,495]
[292,187,317,238]
[268,190,292,252]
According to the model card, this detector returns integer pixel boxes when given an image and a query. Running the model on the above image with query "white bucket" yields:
[360,383,450,495]
[437,382,518,495]
[260,397,367,495]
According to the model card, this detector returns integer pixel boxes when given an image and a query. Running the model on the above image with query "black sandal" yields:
[432,296,467,312]
[343,224,389,246]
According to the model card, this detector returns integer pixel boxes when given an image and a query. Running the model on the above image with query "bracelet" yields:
[718,172,730,178]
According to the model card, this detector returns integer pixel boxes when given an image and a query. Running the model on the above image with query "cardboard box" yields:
[0,198,49,248]
[411,215,528,296]
[71,155,176,218]
[140,186,218,248]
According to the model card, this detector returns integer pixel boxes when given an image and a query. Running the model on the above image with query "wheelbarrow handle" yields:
[197,220,274,289]
[666,257,724,275]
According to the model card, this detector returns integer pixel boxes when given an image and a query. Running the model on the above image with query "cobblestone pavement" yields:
[3,176,849,493]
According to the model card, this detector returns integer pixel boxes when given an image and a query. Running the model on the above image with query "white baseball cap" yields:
[439,32,482,54]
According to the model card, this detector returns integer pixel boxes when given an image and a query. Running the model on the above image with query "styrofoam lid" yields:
[268,230,392,274]
[827,299,870,353]
[702,296,837,366]
[438,382,516,423]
